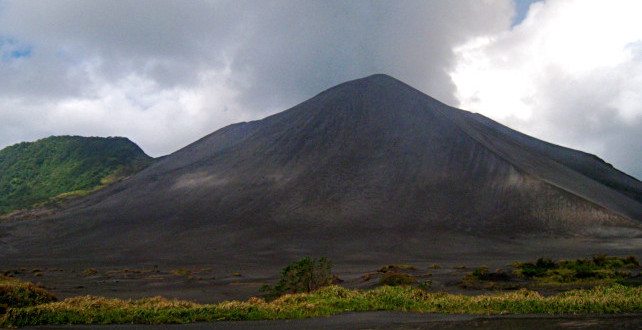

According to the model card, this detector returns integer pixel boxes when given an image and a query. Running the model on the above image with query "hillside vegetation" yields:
[0,136,152,214]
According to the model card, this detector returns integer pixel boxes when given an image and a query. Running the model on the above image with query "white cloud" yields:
[451,0,642,178]
[0,54,247,154]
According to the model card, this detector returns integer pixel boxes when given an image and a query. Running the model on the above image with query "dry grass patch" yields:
[0,276,56,309]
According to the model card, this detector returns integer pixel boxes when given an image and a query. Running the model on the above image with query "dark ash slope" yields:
[1,74,641,264]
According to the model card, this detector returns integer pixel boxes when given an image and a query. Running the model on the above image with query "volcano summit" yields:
[2,74,641,265]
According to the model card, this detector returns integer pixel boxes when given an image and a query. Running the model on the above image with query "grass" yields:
[2,284,641,327]
[0,276,57,309]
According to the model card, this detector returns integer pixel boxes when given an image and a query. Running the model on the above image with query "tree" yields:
[261,257,333,298]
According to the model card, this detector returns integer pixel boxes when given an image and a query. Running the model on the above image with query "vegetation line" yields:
[2,284,641,327]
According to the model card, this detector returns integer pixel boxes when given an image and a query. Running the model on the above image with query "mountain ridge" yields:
[1,74,640,265]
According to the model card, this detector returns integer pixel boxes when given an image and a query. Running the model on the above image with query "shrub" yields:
[513,255,640,284]
[261,257,333,299]
[378,272,417,286]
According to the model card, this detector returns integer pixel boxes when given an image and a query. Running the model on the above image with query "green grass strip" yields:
[2,284,641,327]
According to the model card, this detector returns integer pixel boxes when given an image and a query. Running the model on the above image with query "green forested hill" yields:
[0,136,153,214]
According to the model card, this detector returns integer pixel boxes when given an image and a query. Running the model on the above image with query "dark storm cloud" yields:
[227,1,513,110]
[0,0,514,103]
[0,0,514,155]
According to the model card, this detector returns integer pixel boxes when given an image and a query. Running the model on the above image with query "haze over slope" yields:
[1,75,641,264]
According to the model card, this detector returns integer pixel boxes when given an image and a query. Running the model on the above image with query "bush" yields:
[261,257,333,299]
[378,272,417,286]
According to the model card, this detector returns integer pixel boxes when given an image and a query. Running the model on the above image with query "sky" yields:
[0,0,640,179]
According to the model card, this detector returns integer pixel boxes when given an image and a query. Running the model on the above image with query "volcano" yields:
[2,74,641,265]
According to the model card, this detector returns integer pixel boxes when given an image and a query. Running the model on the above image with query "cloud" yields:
[451,0,642,178]
[0,64,245,155]
[0,0,640,181]
[0,0,513,156]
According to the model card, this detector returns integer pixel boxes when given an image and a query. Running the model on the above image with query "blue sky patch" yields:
[512,0,542,27]
[0,37,33,61]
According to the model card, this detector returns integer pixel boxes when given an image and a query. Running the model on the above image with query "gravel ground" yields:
[24,312,642,330]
